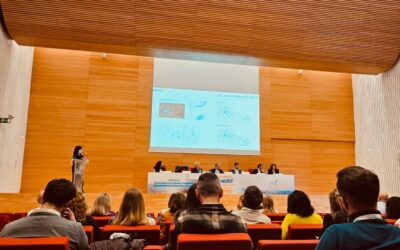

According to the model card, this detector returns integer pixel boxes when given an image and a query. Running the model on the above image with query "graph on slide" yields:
[150,87,260,155]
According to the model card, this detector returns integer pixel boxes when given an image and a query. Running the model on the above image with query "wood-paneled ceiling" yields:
[1,0,400,74]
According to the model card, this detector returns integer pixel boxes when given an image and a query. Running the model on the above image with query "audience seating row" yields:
[0,235,319,250]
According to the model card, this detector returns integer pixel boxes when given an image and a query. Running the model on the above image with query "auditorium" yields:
[0,1,400,249]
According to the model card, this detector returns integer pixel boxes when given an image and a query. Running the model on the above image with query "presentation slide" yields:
[150,87,260,155]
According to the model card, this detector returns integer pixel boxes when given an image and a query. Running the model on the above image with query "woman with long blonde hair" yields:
[90,193,115,216]
[112,188,155,226]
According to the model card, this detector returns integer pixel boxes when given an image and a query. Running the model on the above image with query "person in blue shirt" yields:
[316,166,400,250]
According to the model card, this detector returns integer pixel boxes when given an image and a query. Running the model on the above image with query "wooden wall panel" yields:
[19,47,355,195]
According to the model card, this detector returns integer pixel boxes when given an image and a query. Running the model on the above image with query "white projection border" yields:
[150,147,260,156]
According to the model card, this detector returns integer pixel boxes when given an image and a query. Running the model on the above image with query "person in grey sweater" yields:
[0,178,88,250]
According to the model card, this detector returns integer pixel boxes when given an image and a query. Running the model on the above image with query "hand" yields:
[62,207,76,222]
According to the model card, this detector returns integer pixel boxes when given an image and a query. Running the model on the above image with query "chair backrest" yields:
[92,216,113,227]
[246,224,281,246]
[177,233,252,250]
[0,215,11,231]
[287,224,323,239]
[102,225,160,244]
[266,213,286,221]
[11,213,27,221]
[0,237,69,250]
[385,219,397,224]
[258,239,319,250]
[83,226,94,243]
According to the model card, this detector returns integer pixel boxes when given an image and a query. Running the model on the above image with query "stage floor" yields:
[0,193,330,214]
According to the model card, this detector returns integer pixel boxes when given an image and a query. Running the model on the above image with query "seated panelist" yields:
[154,160,166,172]
[191,161,203,173]
[230,162,242,174]
[267,163,280,174]
[252,163,265,174]
[209,163,224,174]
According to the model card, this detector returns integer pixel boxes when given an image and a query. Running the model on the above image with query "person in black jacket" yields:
[252,163,265,174]
[191,161,203,173]
[230,162,242,174]
[209,163,224,174]
[267,163,280,174]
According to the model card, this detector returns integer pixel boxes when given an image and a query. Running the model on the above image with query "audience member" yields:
[252,164,265,174]
[262,195,277,214]
[316,166,400,249]
[112,188,156,226]
[191,161,203,173]
[233,186,271,224]
[323,188,347,231]
[386,196,400,220]
[173,183,201,221]
[281,190,322,239]
[159,192,186,238]
[377,192,389,215]
[209,163,224,174]
[167,173,246,250]
[90,192,115,216]
[69,190,101,241]
[0,179,88,250]
[232,195,244,212]
[230,162,242,174]
[267,163,280,174]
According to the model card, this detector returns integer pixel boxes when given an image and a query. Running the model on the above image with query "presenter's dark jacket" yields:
[191,167,203,173]
[209,168,224,174]
[230,169,242,174]
[252,169,264,174]
[267,169,280,174]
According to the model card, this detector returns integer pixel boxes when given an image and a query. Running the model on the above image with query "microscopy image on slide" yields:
[159,103,185,118]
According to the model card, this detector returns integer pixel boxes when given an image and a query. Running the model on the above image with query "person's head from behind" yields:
[91,192,112,216]
[336,166,379,215]
[287,190,314,217]
[42,179,76,212]
[378,193,389,202]
[113,188,148,226]
[215,163,221,170]
[242,186,263,210]
[73,145,83,158]
[386,196,400,219]
[69,190,88,223]
[169,192,186,214]
[234,162,239,169]
[196,173,222,204]
[263,195,275,213]
[329,188,341,213]
[186,183,201,212]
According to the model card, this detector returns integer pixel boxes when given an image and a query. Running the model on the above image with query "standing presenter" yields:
[72,145,89,192]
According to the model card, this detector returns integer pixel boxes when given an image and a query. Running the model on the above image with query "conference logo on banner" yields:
[219,174,234,193]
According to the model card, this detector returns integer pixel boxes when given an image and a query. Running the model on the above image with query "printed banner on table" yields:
[148,172,294,194]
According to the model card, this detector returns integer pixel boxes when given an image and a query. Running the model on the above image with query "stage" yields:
[0,192,330,214]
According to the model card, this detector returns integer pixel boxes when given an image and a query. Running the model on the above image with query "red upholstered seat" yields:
[144,246,165,250]
[385,219,397,224]
[11,213,27,221]
[266,213,287,221]
[83,225,93,243]
[258,239,319,250]
[177,233,252,250]
[287,224,323,240]
[0,215,11,231]
[247,224,282,246]
[92,216,113,227]
[0,237,69,250]
[102,225,160,244]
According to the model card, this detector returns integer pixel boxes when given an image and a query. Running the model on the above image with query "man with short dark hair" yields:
[230,162,242,174]
[167,173,246,250]
[209,163,224,174]
[316,166,400,249]
[233,186,271,224]
[0,179,88,250]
